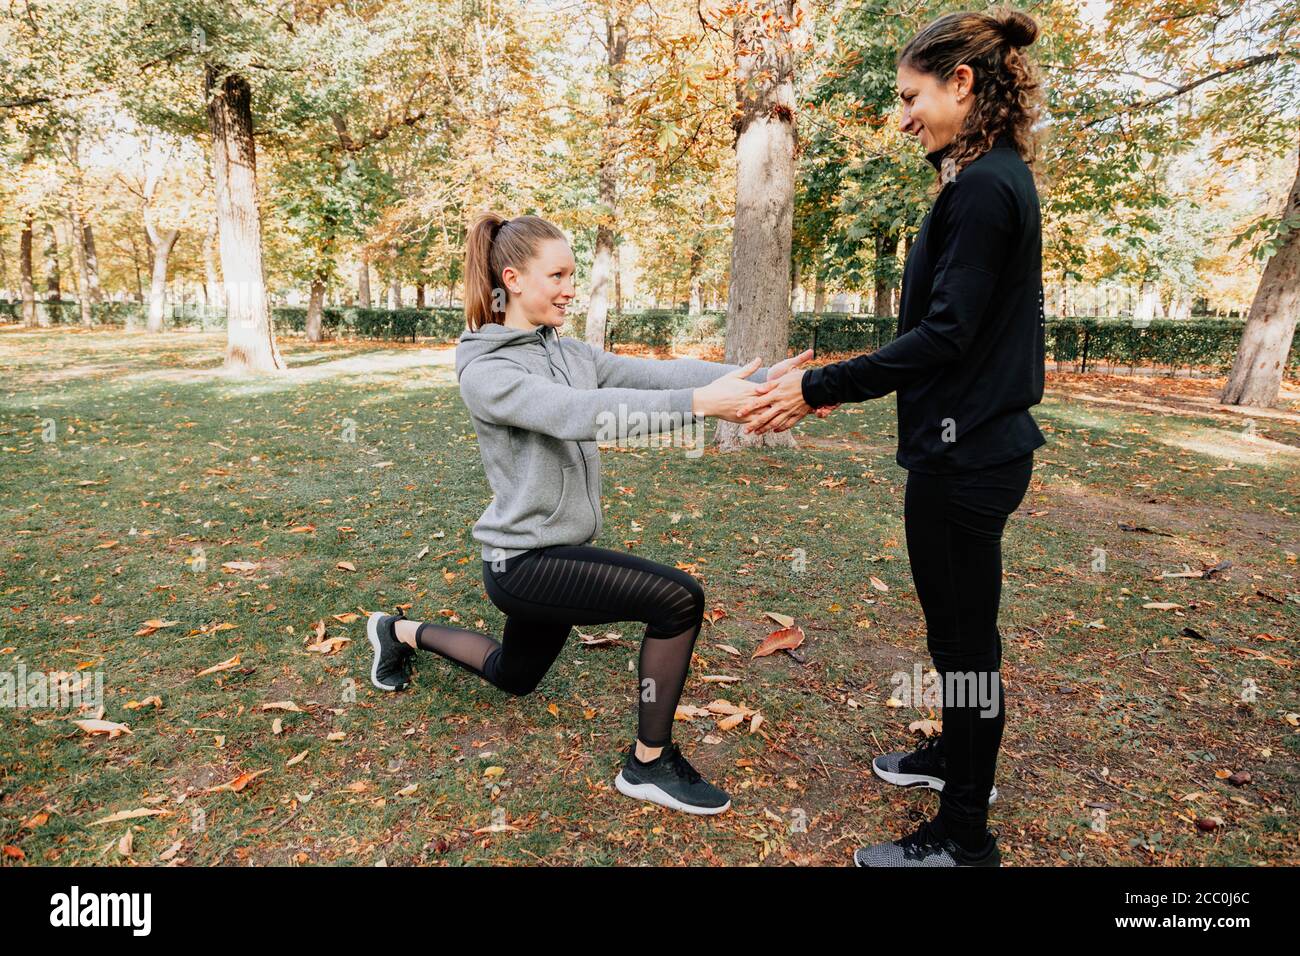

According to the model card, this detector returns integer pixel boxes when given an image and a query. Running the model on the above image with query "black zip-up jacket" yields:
[801,132,1046,473]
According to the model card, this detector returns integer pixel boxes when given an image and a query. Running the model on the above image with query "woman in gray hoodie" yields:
[365,213,812,815]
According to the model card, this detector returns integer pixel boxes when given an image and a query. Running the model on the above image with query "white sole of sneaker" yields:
[871,758,998,804]
[614,771,731,816]
[366,612,403,692]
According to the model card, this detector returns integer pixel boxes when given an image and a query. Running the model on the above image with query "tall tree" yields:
[585,2,629,349]
[1222,142,1299,404]
[716,2,802,451]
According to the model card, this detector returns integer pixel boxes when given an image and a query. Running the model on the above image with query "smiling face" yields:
[500,237,576,330]
[896,61,974,154]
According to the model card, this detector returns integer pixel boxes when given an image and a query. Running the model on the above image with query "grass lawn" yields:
[1,325,1297,866]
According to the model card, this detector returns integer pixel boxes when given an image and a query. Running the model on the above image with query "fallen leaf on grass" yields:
[909,718,942,738]
[71,718,132,738]
[221,561,261,573]
[260,700,304,713]
[195,655,240,677]
[336,561,357,572]
[717,713,745,731]
[123,696,163,711]
[761,611,794,628]
[205,769,269,794]
[90,807,169,826]
[286,750,309,767]
[752,626,805,659]
[306,636,350,654]
[135,619,180,636]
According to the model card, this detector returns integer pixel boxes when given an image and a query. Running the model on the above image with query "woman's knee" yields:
[653,574,704,636]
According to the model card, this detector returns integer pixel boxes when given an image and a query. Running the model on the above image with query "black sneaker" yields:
[872,734,998,803]
[853,821,1000,868]
[614,743,731,815]
[366,610,414,691]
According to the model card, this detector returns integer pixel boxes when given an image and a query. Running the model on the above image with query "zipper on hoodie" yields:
[536,327,600,543]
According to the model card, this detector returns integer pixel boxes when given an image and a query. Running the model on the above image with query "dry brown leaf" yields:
[71,718,132,738]
[205,769,269,794]
[752,625,805,659]
[306,636,350,654]
[762,611,795,628]
[90,807,169,827]
[195,655,240,677]
[260,700,304,713]
[123,695,163,711]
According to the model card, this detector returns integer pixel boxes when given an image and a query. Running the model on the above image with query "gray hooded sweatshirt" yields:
[456,323,768,560]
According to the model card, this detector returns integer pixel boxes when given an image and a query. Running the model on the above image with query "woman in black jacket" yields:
[743,7,1045,867]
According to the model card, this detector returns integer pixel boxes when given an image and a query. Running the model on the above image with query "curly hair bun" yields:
[996,9,1039,48]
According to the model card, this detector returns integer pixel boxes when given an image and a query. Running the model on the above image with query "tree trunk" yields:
[81,219,102,307]
[584,4,628,350]
[415,282,426,308]
[1135,280,1159,326]
[19,216,36,326]
[387,269,401,309]
[688,240,704,316]
[1221,141,1300,407]
[146,226,179,332]
[873,231,898,317]
[358,254,371,308]
[43,222,61,304]
[203,215,223,309]
[205,62,284,372]
[306,273,326,342]
[614,244,623,316]
[68,207,92,326]
[812,271,825,313]
[716,0,797,452]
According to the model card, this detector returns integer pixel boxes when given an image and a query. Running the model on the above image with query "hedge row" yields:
[4,299,1294,372]
[0,301,465,342]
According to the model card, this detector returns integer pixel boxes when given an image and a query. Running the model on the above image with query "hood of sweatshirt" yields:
[455,322,556,379]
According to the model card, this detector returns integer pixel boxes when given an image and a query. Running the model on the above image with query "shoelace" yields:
[897,822,948,861]
[667,746,703,784]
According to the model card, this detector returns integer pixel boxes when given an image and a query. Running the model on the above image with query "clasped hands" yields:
[691,349,837,431]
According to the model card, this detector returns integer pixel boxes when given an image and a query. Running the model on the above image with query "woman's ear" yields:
[500,265,519,296]
[951,64,974,102]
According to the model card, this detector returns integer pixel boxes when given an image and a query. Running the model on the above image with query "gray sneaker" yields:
[614,743,731,815]
[872,735,999,804]
[366,610,414,691]
[853,822,1000,868]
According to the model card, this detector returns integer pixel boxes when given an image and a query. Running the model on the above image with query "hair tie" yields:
[492,218,510,240]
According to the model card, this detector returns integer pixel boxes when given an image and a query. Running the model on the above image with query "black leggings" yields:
[412,544,704,748]
[903,452,1033,841]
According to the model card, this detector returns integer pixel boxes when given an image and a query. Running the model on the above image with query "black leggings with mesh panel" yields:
[411,544,705,748]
